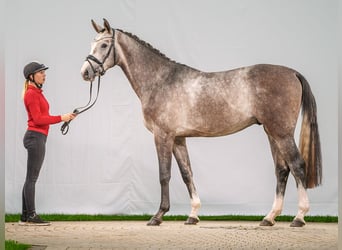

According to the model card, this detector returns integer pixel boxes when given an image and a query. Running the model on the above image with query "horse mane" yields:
[116,29,182,65]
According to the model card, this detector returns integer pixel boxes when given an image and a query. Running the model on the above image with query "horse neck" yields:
[115,31,179,99]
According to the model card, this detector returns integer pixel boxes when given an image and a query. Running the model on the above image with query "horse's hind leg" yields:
[173,137,201,225]
[260,136,290,226]
[264,135,309,227]
[279,137,309,227]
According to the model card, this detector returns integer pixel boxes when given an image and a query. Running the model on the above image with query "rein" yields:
[60,76,101,135]
[61,29,116,135]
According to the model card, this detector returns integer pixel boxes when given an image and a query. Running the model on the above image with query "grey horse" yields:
[81,19,322,227]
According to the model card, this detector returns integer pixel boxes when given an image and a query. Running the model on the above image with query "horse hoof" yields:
[290,219,305,227]
[184,217,199,225]
[147,217,162,226]
[259,219,275,226]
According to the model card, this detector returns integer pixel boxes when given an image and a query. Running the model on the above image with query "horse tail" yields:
[296,72,322,188]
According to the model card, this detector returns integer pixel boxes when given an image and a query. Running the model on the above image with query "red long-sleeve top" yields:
[24,85,62,136]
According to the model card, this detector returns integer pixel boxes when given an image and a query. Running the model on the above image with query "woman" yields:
[20,61,76,225]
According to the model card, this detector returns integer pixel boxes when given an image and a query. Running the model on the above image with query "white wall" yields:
[338,0,342,246]
[5,0,338,216]
[1,0,5,247]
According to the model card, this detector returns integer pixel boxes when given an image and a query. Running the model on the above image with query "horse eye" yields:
[101,43,108,49]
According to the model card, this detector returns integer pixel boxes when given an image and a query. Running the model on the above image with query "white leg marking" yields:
[264,195,284,224]
[294,184,310,222]
[189,193,201,219]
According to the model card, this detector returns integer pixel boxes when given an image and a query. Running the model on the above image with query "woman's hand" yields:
[61,113,77,122]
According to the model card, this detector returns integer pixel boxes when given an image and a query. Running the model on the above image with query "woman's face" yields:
[32,70,46,84]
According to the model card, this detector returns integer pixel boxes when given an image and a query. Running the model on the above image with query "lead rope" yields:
[61,76,101,135]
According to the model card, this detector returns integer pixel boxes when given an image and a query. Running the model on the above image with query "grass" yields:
[5,214,337,223]
[5,240,30,250]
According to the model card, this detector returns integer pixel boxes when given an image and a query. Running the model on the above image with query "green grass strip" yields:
[5,214,337,223]
[5,240,31,250]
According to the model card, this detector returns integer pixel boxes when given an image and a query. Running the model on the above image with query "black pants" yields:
[22,130,47,216]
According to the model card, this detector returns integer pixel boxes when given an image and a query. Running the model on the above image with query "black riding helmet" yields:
[23,61,49,80]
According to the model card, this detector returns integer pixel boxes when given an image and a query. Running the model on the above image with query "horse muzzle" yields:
[81,66,94,81]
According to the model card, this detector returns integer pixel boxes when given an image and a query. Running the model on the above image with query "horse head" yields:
[81,18,116,81]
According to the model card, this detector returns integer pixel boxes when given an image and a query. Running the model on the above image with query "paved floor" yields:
[6,221,338,250]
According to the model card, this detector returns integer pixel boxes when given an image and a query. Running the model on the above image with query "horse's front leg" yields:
[173,137,201,225]
[147,131,174,226]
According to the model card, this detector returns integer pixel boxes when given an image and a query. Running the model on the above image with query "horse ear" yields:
[91,19,103,33]
[103,18,112,33]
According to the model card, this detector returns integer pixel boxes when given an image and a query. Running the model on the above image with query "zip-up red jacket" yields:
[24,85,62,135]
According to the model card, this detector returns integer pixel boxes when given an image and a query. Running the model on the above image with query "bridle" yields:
[86,28,116,76]
[60,29,116,135]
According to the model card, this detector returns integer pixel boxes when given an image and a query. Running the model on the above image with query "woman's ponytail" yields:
[21,80,29,99]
